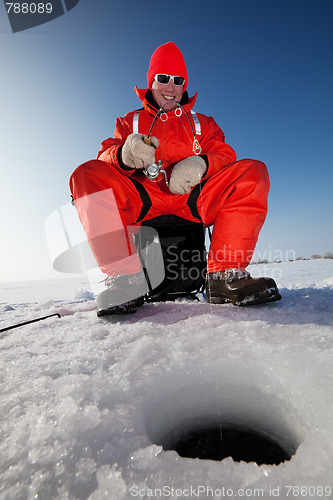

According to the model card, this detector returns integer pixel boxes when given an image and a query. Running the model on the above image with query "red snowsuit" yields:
[70,87,269,276]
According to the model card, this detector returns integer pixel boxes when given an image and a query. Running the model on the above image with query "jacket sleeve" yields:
[97,115,137,176]
[198,115,237,178]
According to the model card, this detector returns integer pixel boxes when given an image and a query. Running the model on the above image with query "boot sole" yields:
[97,304,138,316]
[206,277,282,306]
[97,296,144,317]
[207,290,282,306]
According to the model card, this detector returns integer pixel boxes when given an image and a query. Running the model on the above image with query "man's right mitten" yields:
[121,134,159,169]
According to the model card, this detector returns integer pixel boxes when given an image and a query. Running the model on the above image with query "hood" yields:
[134,86,198,116]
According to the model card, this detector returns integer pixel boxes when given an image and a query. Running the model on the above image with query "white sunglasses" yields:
[154,74,185,86]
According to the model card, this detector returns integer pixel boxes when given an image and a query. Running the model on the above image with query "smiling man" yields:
[70,41,281,315]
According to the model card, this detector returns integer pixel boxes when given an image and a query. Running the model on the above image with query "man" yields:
[70,41,281,316]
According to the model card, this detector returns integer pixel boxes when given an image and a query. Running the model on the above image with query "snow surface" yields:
[1,259,333,500]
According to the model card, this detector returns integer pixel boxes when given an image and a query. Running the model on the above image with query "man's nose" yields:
[165,79,176,89]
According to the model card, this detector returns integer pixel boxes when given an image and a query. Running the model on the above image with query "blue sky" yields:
[0,0,332,282]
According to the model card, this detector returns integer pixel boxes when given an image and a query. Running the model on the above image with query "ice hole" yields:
[143,374,302,466]
[167,425,290,465]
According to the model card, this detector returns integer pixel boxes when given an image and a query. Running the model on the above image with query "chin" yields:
[162,101,178,111]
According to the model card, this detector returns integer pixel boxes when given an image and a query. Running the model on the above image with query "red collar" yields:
[134,86,198,116]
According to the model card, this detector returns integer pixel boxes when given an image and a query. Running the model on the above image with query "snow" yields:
[1,259,333,500]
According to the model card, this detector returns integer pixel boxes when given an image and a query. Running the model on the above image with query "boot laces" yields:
[210,269,250,284]
[104,272,145,289]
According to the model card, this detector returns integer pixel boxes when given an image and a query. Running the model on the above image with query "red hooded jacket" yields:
[97,87,237,182]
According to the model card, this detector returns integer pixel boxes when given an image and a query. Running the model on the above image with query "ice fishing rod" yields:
[143,100,202,185]
[0,313,61,334]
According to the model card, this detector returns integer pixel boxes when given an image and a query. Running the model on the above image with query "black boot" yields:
[96,272,147,316]
[206,269,282,306]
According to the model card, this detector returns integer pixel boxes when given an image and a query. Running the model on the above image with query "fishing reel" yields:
[143,160,169,185]
[143,135,169,185]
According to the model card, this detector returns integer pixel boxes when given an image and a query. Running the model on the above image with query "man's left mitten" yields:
[169,156,206,194]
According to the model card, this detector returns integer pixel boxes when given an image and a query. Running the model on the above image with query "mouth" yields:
[162,95,176,101]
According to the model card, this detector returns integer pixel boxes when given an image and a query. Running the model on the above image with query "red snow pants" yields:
[69,159,269,276]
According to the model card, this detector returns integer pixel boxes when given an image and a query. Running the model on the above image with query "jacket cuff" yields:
[117,146,136,171]
[200,155,209,177]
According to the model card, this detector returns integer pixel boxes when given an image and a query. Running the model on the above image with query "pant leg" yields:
[69,160,144,276]
[197,159,270,272]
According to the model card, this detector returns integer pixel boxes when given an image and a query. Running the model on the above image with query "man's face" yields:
[151,75,184,111]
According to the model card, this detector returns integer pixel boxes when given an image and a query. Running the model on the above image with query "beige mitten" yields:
[121,134,159,169]
[169,155,206,194]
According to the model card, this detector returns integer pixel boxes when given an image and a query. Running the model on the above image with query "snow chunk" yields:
[2,304,15,311]
[88,464,127,500]
[73,288,95,300]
